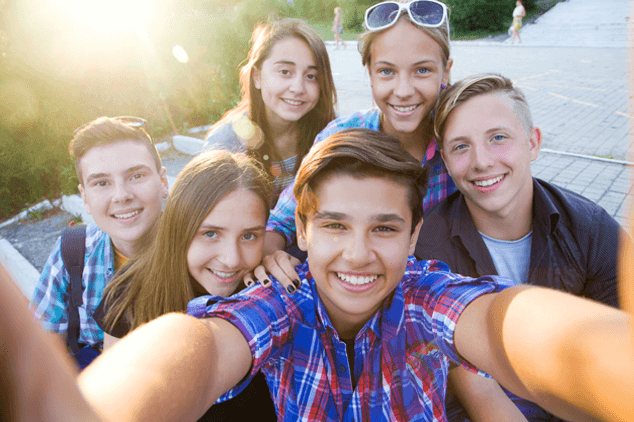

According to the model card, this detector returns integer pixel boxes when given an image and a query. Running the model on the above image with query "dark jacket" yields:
[415,178,622,422]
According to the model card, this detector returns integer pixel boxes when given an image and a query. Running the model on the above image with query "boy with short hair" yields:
[415,73,622,421]
[30,116,169,352]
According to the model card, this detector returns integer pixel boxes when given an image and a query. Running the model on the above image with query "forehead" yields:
[263,37,316,67]
[445,93,524,136]
[310,174,412,222]
[79,140,158,179]
[370,19,444,66]
[200,188,267,227]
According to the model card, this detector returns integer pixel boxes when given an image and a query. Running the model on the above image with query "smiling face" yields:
[186,188,267,297]
[297,174,421,338]
[78,140,168,257]
[253,36,320,129]
[441,93,541,232]
[369,19,452,141]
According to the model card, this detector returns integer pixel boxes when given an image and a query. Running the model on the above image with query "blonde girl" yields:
[204,18,337,207]
[95,150,277,421]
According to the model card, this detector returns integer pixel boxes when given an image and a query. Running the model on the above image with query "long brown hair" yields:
[102,150,271,331]
[207,17,337,171]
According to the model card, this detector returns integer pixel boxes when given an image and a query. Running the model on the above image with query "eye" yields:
[203,231,218,239]
[374,225,397,233]
[306,73,318,81]
[94,180,108,187]
[378,68,394,76]
[415,67,430,74]
[451,143,468,152]
[324,223,345,230]
[130,173,144,181]
[492,134,507,142]
[242,232,258,241]
[279,69,291,76]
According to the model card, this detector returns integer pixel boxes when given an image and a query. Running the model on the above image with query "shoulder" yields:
[416,192,463,257]
[85,224,110,254]
[203,119,248,152]
[315,109,381,143]
[535,179,618,229]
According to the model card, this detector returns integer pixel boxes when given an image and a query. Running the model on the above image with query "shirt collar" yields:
[532,178,560,235]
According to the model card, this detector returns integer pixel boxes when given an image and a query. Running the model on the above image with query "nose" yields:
[112,181,134,203]
[289,74,306,94]
[393,74,414,99]
[218,239,241,268]
[471,143,494,171]
[341,231,374,266]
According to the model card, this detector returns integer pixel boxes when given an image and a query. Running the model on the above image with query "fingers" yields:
[260,251,302,294]
[242,272,256,289]
[253,265,272,287]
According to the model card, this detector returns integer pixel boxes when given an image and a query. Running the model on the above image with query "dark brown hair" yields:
[294,128,427,233]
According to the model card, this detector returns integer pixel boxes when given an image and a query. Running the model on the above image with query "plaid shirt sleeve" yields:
[266,110,382,247]
[187,284,295,401]
[30,236,69,333]
[407,259,514,371]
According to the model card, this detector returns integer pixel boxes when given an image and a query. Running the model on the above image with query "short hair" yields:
[434,73,533,150]
[358,0,452,69]
[69,117,162,184]
[294,128,427,233]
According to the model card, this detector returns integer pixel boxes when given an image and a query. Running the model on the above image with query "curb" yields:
[0,239,39,300]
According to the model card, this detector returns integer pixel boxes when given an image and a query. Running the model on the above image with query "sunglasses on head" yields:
[365,0,448,32]
[73,116,147,136]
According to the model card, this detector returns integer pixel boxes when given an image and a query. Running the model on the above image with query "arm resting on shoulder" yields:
[79,315,252,422]
[448,366,528,422]
[455,285,634,422]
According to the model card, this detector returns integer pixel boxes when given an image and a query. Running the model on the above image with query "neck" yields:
[468,194,534,241]
[381,113,433,162]
[267,118,300,160]
[111,239,136,260]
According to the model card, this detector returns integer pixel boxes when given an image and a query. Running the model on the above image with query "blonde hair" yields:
[434,73,533,150]
[208,18,336,171]
[102,150,271,332]
[358,0,451,69]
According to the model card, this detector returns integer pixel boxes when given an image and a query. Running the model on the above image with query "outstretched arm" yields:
[79,314,252,422]
[456,285,634,422]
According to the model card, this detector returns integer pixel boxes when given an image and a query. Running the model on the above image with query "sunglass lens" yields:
[366,2,400,29]
[410,0,444,26]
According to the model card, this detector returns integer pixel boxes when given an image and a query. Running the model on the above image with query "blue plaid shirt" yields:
[266,109,457,246]
[188,257,512,422]
[30,224,113,347]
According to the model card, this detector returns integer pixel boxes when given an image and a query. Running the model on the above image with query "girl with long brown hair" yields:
[204,17,337,207]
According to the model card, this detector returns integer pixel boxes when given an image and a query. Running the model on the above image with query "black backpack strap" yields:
[61,224,87,354]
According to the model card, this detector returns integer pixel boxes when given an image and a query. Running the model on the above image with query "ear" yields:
[78,184,92,215]
[528,127,542,162]
[408,218,424,256]
[253,67,262,90]
[159,167,169,197]
[441,58,453,87]
[296,216,308,252]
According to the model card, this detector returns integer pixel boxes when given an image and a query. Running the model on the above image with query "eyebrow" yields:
[374,59,437,67]
[198,224,266,232]
[274,60,318,70]
[313,211,406,224]
[445,126,513,145]
[84,164,153,183]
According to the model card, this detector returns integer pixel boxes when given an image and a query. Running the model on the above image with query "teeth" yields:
[283,99,303,106]
[211,270,237,278]
[114,210,140,219]
[392,104,417,112]
[337,272,378,286]
[474,175,504,187]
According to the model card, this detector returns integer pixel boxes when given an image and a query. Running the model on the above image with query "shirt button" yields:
[338,365,346,373]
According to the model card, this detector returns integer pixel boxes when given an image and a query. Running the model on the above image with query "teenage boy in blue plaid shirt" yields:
[30,116,169,351]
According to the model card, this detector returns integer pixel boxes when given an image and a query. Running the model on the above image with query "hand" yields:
[243,251,301,294]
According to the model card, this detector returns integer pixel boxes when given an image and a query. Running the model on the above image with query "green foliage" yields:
[0,0,288,218]
[446,0,511,33]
